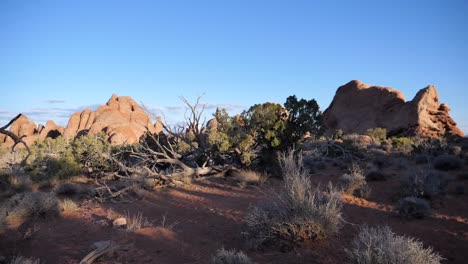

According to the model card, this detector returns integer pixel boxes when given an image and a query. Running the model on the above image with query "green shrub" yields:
[433,154,462,171]
[392,137,414,153]
[367,128,387,143]
[72,132,112,175]
[210,248,253,264]
[244,150,343,248]
[347,226,442,264]
[398,197,431,219]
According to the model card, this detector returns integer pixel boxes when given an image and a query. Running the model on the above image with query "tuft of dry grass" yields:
[235,169,269,186]
[340,163,370,197]
[61,199,79,212]
[125,211,153,231]
[210,248,254,264]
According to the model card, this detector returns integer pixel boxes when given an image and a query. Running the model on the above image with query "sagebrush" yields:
[244,150,343,248]
[210,248,253,264]
[346,225,442,264]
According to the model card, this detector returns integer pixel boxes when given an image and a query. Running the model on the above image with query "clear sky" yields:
[1,0,467,133]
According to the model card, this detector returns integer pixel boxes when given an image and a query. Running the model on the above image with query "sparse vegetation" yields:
[347,225,443,264]
[210,248,253,264]
[235,169,268,186]
[244,150,343,248]
[401,168,447,199]
[367,128,387,143]
[340,163,369,197]
[392,137,414,153]
[125,211,152,231]
[0,192,60,229]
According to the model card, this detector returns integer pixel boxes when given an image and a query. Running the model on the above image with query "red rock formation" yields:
[2,94,163,148]
[323,80,464,138]
[63,94,160,144]
[1,115,40,147]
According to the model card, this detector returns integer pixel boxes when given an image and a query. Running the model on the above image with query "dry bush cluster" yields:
[210,248,253,264]
[347,226,442,264]
[401,168,447,200]
[340,163,370,198]
[0,192,59,232]
[244,150,343,249]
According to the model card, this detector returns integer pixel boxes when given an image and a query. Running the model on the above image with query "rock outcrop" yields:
[323,80,464,138]
[1,94,163,147]
[63,94,162,144]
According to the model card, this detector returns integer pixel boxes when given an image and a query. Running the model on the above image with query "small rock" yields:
[113,217,127,228]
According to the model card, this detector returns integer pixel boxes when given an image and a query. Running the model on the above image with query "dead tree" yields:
[0,113,31,165]
[123,96,219,182]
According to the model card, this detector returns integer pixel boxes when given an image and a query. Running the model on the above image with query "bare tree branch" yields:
[0,113,31,165]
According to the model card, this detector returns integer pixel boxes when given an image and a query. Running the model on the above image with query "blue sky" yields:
[0,0,467,133]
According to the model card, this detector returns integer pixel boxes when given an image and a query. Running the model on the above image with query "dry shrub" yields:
[340,163,370,197]
[401,168,447,199]
[433,154,462,171]
[244,150,343,249]
[9,256,41,264]
[0,170,32,195]
[235,169,268,186]
[125,211,152,231]
[61,199,79,212]
[0,192,60,229]
[210,248,253,264]
[347,225,442,264]
[398,197,431,219]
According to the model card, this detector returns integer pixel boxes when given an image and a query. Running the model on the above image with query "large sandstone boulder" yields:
[323,80,464,138]
[63,94,161,144]
[0,115,40,147]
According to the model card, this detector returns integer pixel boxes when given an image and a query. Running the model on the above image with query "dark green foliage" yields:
[392,137,414,153]
[398,197,431,219]
[284,95,323,141]
[367,128,387,143]
[433,154,462,171]
[72,132,112,175]
[242,102,288,149]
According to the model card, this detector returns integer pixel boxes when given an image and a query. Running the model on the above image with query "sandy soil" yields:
[1,158,467,263]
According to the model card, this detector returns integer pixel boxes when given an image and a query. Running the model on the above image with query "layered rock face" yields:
[1,94,163,147]
[323,80,464,138]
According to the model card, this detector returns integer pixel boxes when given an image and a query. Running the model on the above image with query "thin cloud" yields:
[45,99,66,104]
